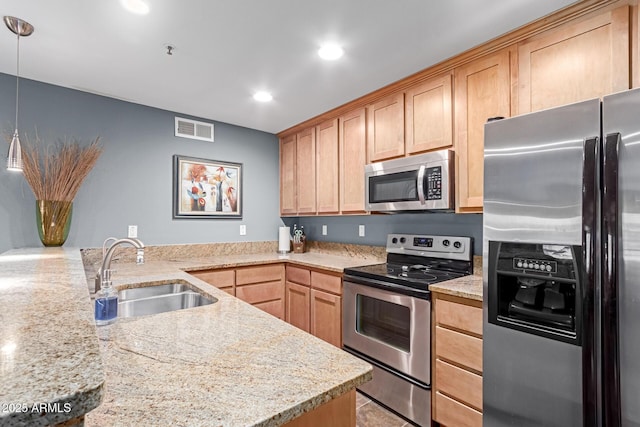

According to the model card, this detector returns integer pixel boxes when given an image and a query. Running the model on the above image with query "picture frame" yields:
[173,155,242,219]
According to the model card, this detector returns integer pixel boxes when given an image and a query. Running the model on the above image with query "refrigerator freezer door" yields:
[483,99,601,426]
[603,89,640,427]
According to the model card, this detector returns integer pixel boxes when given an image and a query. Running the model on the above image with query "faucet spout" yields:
[95,237,145,293]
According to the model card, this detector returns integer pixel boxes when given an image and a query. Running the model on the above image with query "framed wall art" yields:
[173,155,242,218]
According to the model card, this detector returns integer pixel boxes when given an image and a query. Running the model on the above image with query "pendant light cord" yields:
[14,29,20,132]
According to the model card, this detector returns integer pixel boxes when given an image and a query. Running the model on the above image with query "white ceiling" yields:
[1,0,578,134]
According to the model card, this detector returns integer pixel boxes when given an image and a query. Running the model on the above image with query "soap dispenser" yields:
[95,277,118,326]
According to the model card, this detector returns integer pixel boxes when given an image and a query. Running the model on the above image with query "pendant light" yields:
[4,16,34,172]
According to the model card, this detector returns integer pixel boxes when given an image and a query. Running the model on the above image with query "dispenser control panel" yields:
[513,258,557,274]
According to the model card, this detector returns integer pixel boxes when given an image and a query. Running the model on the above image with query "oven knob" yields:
[400,237,406,244]
[534,264,540,270]
[546,265,552,272]
[442,239,450,247]
[453,241,461,249]
[528,263,534,269]
[392,237,398,244]
[516,261,523,268]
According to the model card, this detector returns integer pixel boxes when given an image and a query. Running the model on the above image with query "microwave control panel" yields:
[426,166,442,200]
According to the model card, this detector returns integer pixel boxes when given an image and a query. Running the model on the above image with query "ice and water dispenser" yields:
[488,241,583,345]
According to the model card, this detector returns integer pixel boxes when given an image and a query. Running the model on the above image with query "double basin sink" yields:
[118,282,217,318]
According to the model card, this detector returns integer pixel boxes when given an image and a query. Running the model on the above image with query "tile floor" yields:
[356,391,414,427]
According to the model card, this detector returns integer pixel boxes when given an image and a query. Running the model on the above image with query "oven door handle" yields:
[343,276,431,300]
[417,165,426,205]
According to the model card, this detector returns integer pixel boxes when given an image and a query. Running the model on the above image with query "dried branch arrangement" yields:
[20,134,103,201]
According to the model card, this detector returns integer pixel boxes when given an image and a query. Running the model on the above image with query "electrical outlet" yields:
[240,224,247,236]
[128,225,138,238]
[358,225,365,237]
[322,225,328,236]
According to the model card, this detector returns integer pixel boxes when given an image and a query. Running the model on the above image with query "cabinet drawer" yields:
[235,281,284,304]
[218,286,234,296]
[236,264,284,285]
[434,391,482,427]
[311,271,342,295]
[436,326,482,373]
[190,269,235,288]
[254,299,284,319]
[286,266,310,286]
[436,359,482,411]
[436,299,482,336]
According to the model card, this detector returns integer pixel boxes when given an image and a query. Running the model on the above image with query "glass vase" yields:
[36,200,73,247]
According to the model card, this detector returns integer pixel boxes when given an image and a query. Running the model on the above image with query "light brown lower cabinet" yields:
[285,265,343,347]
[235,264,285,319]
[432,292,483,427]
[283,389,355,427]
[189,268,235,295]
[189,263,285,319]
[190,263,342,345]
[285,281,310,332]
[310,288,342,347]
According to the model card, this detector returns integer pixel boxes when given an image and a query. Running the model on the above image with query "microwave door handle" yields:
[417,165,426,204]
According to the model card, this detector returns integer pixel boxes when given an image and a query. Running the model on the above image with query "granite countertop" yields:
[428,256,484,301]
[86,251,384,287]
[84,251,376,426]
[0,248,104,426]
[1,247,374,427]
[1,243,481,426]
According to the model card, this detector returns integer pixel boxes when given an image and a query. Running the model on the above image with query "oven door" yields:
[343,280,431,385]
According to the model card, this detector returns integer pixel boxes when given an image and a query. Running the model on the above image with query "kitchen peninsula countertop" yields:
[85,252,374,426]
[2,247,375,427]
[0,248,104,426]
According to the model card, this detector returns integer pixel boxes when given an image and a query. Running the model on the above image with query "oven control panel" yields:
[386,233,472,261]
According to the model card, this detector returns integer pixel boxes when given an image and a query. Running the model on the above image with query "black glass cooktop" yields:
[344,261,467,290]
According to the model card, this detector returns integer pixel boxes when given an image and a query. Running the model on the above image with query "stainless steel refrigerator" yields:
[483,88,640,426]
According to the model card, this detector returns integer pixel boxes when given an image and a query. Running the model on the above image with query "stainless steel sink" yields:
[118,282,217,318]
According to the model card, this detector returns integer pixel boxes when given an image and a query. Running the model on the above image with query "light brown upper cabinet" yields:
[367,92,405,162]
[405,74,453,155]
[280,134,297,215]
[296,127,316,214]
[518,5,630,114]
[454,48,513,213]
[316,119,340,214]
[339,108,367,213]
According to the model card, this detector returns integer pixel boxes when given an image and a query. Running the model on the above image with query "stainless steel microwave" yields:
[365,149,454,212]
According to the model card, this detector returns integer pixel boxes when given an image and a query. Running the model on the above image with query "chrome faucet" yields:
[95,237,145,293]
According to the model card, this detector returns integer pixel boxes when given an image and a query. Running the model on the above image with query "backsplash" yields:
[283,213,483,255]
[81,240,386,270]
[305,240,385,260]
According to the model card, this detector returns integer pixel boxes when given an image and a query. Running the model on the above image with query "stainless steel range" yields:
[343,233,473,426]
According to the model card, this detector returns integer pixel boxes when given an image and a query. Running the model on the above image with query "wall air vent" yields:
[175,117,214,142]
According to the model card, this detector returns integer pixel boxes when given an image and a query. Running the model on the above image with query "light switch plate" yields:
[128,225,138,238]
[322,225,327,235]
[240,224,247,236]
[358,225,365,237]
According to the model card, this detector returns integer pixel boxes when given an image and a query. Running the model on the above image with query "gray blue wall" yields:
[0,73,282,253]
[283,213,483,255]
[0,73,484,255]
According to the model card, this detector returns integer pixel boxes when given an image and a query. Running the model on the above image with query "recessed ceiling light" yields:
[253,91,273,102]
[121,0,150,15]
[318,44,344,61]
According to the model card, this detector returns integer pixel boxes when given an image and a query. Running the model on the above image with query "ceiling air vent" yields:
[175,117,214,142]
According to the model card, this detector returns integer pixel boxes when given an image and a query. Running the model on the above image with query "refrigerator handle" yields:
[581,136,598,427]
[603,132,621,427]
